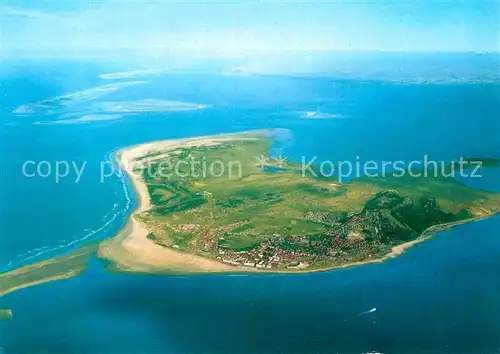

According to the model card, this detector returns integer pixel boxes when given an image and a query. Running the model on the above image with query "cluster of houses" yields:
[207,230,386,269]
[193,213,387,269]
[215,240,310,269]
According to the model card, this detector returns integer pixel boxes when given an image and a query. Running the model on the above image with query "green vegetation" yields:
[0,309,12,321]
[0,244,96,297]
[136,133,500,270]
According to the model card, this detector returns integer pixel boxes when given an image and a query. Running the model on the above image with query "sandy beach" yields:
[98,135,258,274]
[2,132,492,299]
[97,133,476,275]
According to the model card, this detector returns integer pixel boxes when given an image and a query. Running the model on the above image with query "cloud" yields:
[2,1,499,57]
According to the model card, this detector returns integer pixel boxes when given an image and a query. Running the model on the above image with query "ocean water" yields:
[1,61,500,353]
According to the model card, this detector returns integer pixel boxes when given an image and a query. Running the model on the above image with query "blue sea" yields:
[1,59,499,354]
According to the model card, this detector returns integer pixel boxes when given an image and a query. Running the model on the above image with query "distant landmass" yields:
[222,51,500,83]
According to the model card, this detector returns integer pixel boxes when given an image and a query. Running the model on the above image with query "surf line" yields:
[1,148,133,272]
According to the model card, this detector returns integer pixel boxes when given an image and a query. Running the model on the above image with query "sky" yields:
[1,0,499,59]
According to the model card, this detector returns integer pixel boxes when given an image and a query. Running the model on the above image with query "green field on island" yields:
[136,133,500,270]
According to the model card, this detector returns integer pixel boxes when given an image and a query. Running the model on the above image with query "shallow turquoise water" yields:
[1,61,499,353]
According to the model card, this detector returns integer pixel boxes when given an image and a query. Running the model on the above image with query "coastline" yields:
[97,135,259,274]
[96,134,489,275]
[1,132,497,298]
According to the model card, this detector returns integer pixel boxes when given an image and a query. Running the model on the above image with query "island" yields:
[2,130,500,298]
[1,245,96,297]
[0,309,13,322]
[98,129,500,272]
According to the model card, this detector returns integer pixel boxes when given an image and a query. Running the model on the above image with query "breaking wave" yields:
[1,149,133,272]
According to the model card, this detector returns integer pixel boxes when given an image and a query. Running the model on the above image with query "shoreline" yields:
[1,132,497,298]
[97,134,259,274]
[96,134,490,275]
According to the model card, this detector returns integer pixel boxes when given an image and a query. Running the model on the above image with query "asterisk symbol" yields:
[274,154,288,168]
[254,154,269,168]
